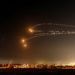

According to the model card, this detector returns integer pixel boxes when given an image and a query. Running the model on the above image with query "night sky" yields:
[0,1,75,64]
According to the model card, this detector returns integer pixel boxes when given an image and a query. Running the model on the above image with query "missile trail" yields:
[21,23,75,48]
[32,23,75,28]
[26,31,75,41]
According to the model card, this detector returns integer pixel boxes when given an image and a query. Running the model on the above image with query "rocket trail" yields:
[29,23,75,33]
[21,23,75,48]
[26,31,75,41]
[32,23,75,28]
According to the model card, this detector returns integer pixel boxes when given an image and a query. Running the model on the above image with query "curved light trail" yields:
[21,23,75,48]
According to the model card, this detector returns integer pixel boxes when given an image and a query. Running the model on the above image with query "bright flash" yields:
[28,28,34,33]
[21,39,26,43]
[24,44,27,48]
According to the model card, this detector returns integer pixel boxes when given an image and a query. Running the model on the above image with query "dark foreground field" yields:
[0,68,75,75]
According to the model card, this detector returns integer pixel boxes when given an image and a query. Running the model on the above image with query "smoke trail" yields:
[26,31,75,41]
[32,23,75,28]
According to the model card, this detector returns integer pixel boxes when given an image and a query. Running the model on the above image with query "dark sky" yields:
[0,1,75,64]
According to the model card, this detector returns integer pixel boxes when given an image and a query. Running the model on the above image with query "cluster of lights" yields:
[21,39,27,48]
[21,28,34,48]
[1,64,75,69]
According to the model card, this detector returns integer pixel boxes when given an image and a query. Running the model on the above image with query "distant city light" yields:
[69,62,75,66]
